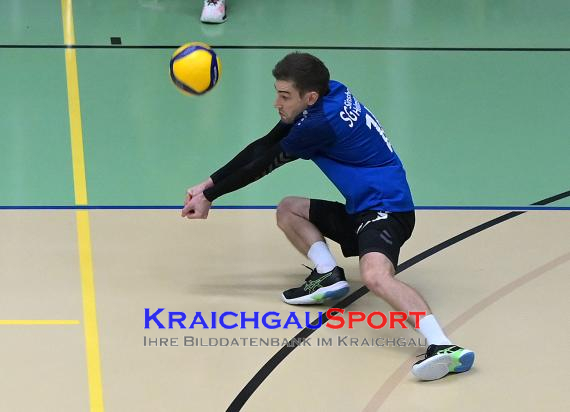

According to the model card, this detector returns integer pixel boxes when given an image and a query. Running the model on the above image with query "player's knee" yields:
[361,267,394,298]
[276,197,308,229]
[276,197,296,229]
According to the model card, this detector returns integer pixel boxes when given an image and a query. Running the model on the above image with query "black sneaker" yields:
[412,344,475,380]
[281,266,350,305]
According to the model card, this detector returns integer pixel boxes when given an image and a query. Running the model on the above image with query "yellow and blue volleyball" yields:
[169,42,222,95]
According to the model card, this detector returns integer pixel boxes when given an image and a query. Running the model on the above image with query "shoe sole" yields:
[200,12,227,23]
[412,350,475,381]
[200,16,227,23]
[281,281,350,305]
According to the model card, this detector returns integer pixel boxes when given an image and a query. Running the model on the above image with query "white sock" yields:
[307,241,336,273]
[417,315,452,346]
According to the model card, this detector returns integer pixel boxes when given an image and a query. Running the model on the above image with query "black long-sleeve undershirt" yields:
[203,122,296,202]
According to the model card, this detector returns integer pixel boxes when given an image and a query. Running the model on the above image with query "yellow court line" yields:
[61,1,104,411]
[0,320,80,325]
[76,210,104,411]
[62,0,87,205]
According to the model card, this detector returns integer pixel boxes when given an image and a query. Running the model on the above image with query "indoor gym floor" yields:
[0,1,569,411]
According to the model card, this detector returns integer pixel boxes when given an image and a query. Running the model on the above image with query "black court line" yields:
[225,189,570,412]
[1,44,570,52]
[1,205,569,211]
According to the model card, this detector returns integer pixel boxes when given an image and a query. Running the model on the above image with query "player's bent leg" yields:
[359,252,475,380]
[277,197,350,305]
[276,196,311,220]
[359,252,431,318]
[276,196,322,255]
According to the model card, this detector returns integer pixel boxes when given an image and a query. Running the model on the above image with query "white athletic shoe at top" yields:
[200,0,227,24]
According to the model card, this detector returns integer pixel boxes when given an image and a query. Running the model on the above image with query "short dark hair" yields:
[272,52,330,97]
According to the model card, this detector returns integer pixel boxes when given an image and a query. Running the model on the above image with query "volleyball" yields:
[169,42,222,95]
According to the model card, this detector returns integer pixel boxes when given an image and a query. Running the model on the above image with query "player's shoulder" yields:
[290,108,328,138]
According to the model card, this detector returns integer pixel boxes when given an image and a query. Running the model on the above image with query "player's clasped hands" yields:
[181,192,211,219]
[181,178,214,219]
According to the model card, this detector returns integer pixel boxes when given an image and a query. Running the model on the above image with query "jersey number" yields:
[365,113,393,152]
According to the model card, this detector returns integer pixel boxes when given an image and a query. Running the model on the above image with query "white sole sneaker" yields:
[412,349,475,381]
[200,1,227,24]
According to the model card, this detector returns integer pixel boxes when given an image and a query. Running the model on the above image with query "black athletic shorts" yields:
[309,199,415,268]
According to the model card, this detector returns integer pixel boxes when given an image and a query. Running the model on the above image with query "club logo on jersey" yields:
[339,89,362,128]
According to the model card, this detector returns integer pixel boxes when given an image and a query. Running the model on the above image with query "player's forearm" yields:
[210,139,265,184]
[204,146,295,202]
[210,122,292,184]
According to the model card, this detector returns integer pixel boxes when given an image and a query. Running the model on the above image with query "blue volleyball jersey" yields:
[280,80,414,214]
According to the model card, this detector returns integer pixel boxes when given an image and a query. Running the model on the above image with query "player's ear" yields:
[307,91,319,106]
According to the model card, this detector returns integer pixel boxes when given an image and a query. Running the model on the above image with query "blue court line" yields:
[0,205,569,211]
